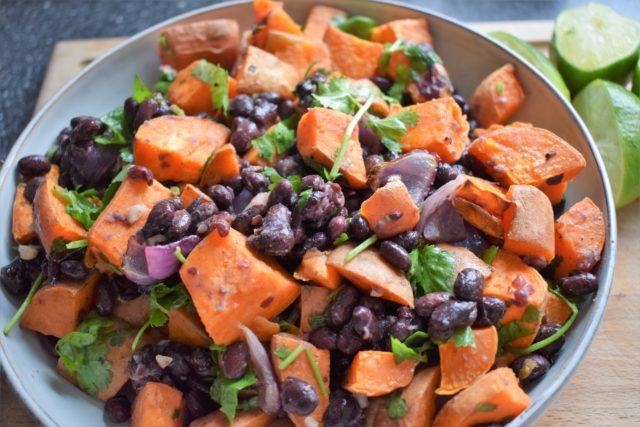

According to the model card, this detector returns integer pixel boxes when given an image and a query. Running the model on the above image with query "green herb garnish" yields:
[53,187,102,229]
[390,331,430,363]
[367,109,418,153]
[386,391,409,419]
[498,305,541,350]
[450,326,477,348]
[132,74,154,103]
[333,232,350,245]
[331,15,377,40]
[190,59,229,113]
[407,245,455,295]
[278,345,305,370]
[66,239,88,250]
[344,234,378,263]
[210,370,257,423]
[482,245,499,264]
[476,403,497,412]
[3,273,45,335]
[251,116,298,162]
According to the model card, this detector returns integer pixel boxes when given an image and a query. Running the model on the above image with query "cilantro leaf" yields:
[476,403,497,412]
[55,313,114,395]
[120,147,133,163]
[154,67,176,96]
[157,35,171,57]
[274,345,292,359]
[312,76,356,114]
[210,370,257,423]
[277,320,300,334]
[498,305,541,350]
[390,331,430,363]
[102,165,131,207]
[132,74,154,103]
[450,326,477,348]
[251,120,296,162]
[367,109,418,153]
[66,239,88,250]
[297,188,313,208]
[190,59,229,113]
[386,391,408,419]
[482,245,499,265]
[53,187,103,229]
[333,232,350,245]
[94,106,127,145]
[331,15,377,40]
[407,245,455,296]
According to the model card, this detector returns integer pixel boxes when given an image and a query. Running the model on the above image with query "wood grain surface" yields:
[3,20,639,427]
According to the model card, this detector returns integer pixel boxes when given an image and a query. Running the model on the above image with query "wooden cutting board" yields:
[2,20,639,427]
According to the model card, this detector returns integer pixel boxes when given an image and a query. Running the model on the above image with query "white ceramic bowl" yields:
[0,1,616,425]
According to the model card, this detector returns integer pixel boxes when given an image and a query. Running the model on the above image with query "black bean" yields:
[123,97,138,129]
[0,257,30,296]
[392,230,421,252]
[247,204,295,256]
[386,151,400,161]
[371,75,392,92]
[453,268,485,302]
[428,300,478,341]
[308,326,338,350]
[275,155,307,177]
[23,176,44,204]
[295,80,317,98]
[60,260,89,281]
[546,173,564,185]
[112,275,140,301]
[223,175,244,194]
[259,91,281,104]
[347,214,370,241]
[196,213,231,237]
[388,318,414,342]
[129,345,164,392]
[94,276,118,316]
[188,347,214,377]
[166,209,191,240]
[232,206,262,235]
[189,201,218,225]
[229,94,254,117]
[459,152,489,179]
[358,295,386,316]
[435,162,468,186]
[327,286,360,328]
[184,390,217,420]
[358,119,383,154]
[452,94,470,114]
[322,392,363,427]
[302,232,329,252]
[327,215,348,242]
[558,272,598,296]
[104,396,131,424]
[251,98,279,127]
[38,334,59,358]
[336,323,363,355]
[278,99,295,119]
[268,179,293,207]
[205,184,234,210]
[142,198,179,237]
[18,155,51,177]
[379,241,412,272]
[241,167,270,194]
[230,117,261,154]
[364,154,384,174]
[133,99,159,130]
[166,354,191,382]
[301,174,324,191]
[221,341,249,380]
[281,377,319,416]
[69,116,103,142]
[309,72,327,85]
[474,296,506,327]
[351,306,381,342]
[127,165,154,186]
[534,323,565,359]
[510,354,550,384]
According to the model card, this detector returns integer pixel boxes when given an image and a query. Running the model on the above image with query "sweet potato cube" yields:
[21,272,100,338]
[327,244,414,307]
[179,228,300,345]
[436,244,494,279]
[168,307,212,348]
[297,107,367,189]
[12,183,36,244]
[263,30,330,79]
[451,175,510,238]
[190,409,275,427]
[554,197,605,279]
[469,64,526,128]
[543,291,573,325]
[249,316,280,341]
[179,184,212,209]
[303,5,347,40]
[134,115,230,183]
[199,144,240,188]
[539,181,567,205]
[236,46,299,99]
[251,0,302,48]
[398,97,470,163]
[112,294,150,327]
[33,166,87,253]
[467,122,586,188]
[294,248,342,289]
[270,334,330,426]
[324,26,384,79]
[300,286,330,333]
[88,175,173,269]
[370,18,432,45]
[360,180,420,239]
[131,382,185,427]
[503,185,555,263]
[345,351,418,397]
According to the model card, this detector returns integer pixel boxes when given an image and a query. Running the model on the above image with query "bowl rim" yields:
[0,1,617,426]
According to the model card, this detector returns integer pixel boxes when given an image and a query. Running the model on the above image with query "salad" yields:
[2,1,606,426]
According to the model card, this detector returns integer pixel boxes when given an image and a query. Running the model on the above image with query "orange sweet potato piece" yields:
[134,115,230,183]
[324,26,384,79]
[190,409,275,427]
[360,180,420,239]
[503,185,555,263]
[113,294,150,327]
[554,197,605,279]
[437,326,498,395]
[250,316,280,341]
[132,382,185,427]
[543,291,573,325]
[180,184,212,209]
[168,307,212,348]
[21,272,100,338]
[199,144,240,188]
[469,64,526,128]
[33,166,87,253]
[432,368,531,427]
[294,248,342,289]
[328,244,414,307]
[366,367,440,427]
[270,334,330,426]
[179,228,300,345]
[371,18,432,45]
[12,183,36,244]
[398,97,470,163]
[297,107,367,189]
[436,244,494,279]
[349,78,391,117]
[300,286,330,333]
[467,122,586,188]
[158,20,240,71]
[345,351,418,397]
[303,5,347,41]
[236,46,299,99]
[88,175,173,269]
[539,181,567,205]
[251,0,302,48]
[482,250,548,348]
[263,30,331,79]
[168,60,237,115]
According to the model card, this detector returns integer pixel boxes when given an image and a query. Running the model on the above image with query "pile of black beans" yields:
[0,255,44,296]
[228,91,294,154]
[123,94,173,134]
[293,72,327,109]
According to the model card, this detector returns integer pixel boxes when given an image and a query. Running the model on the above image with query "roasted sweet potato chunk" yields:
[199,144,240,188]
[131,382,186,427]
[12,183,36,244]
[344,351,418,397]
[303,5,347,41]
[469,64,526,128]
[168,307,212,348]
[300,286,330,333]
[360,180,420,239]
[236,46,299,99]
[294,248,342,290]
[324,26,384,79]
[370,18,432,45]
[179,184,212,209]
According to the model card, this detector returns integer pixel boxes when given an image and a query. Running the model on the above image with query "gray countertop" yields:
[0,0,638,158]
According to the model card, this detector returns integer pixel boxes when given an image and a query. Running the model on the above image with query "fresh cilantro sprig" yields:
[53,187,103,229]
[482,245,499,265]
[190,59,229,113]
[386,391,409,419]
[66,239,88,250]
[498,305,541,351]
[344,234,378,263]
[94,107,127,145]
[3,273,45,335]
[251,115,299,162]
[450,326,477,348]
[132,74,154,103]
[407,245,456,296]
[155,67,177,96]
[390,331,430,363]
[367,109,418,153]
[331,15,377,40]
[210,370,257,423]
[476,403,498,412]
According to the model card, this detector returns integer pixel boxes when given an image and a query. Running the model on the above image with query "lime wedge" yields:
[490,31,570,100]
[633,58,640,97]
[573,79,640,207]
[552,4,640,94]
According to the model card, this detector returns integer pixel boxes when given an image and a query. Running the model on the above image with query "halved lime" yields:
[490,31,570,100]
[573,79,640,207]
[633,58,640,97]
[552,4,640,94]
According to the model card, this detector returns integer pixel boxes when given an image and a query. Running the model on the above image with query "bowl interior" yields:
[0,1,615,426]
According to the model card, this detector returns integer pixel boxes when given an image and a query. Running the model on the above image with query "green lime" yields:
[552,4,640,94]
[489,31,570,100]
[633,58,640,97]
[573,79,640,207]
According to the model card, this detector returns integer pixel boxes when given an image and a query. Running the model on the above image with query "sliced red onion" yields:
[238,323,281,414]
[145,235,201,280]
[417,175,467,242]
[369,150,438,204]
[122,235,155,286]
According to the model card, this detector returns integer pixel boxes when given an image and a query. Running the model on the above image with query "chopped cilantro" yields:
[3,273,45,335]
[388,65,418,101]
[157,35,172,57]
[476,403,497,412]
[102,165,131,207]
[305,347,329,397]
[53,187,103,229]
[482,245,499,265]
[277,320,300,334]
[312,76,356,114]
[94,106,127,145]
[66,239,88,250]
[331,15,377,40]
[274,345,292,359]
[190,59,229,113]
[498,305,541,350]
[333,232,350,245]
[450,326,477,348]
[132,74,154,103]
[171,409,181,419]
[154,68,177,96]
[407,245,455,296]
[169,104,186,116]
[386,391,408,419]
[278,345,305,370]
[496,82,505,94]
[175,246,186,264]
[390,331,430,363]
[210,370,257,423]
[119,147,133,164]
[344,234,378,263]
[367,109,418,153]
[170,185,180,196]
[297,188,313,208]
[251,116,297,162]
[308,313,328,329]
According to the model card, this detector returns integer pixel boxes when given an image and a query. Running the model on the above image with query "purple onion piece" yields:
[369,150,438,204]
[144,235,201,280]
[121,235,155,286]
[238,324,280,414]
[417,175,467,242]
